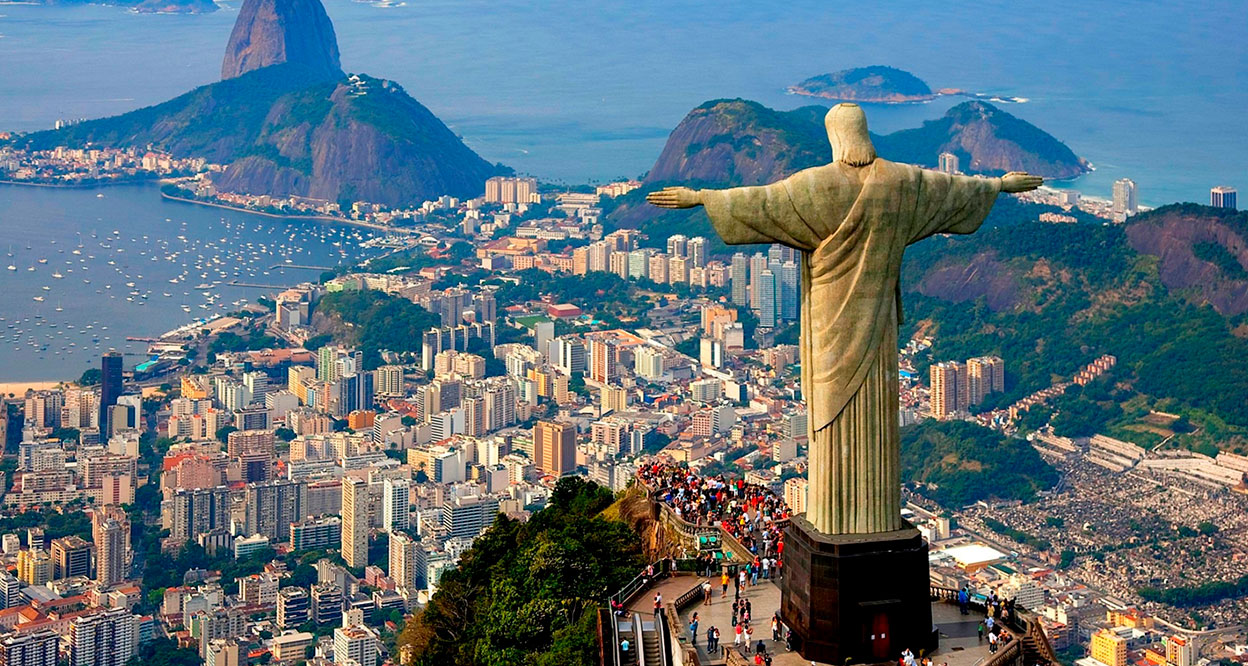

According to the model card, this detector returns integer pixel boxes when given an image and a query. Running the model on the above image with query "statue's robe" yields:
[703,158,1000,534]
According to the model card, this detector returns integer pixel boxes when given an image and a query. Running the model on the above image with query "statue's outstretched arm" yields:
[646,187,703,209]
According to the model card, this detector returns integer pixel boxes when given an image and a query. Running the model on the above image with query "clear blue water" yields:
[0,183,380,381]
[0,0,1245,380]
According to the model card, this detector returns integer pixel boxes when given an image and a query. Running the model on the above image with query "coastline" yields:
[0,177,160,189]
[0,380,65,395]
[160,191,417,234]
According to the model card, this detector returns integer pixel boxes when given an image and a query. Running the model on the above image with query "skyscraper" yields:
[588,338,618,383]
[930,361,967,419]
[687,236,707,267]
[99,352,123,435]
[757,269,778,328]
[534,420,576,476]
[730,253,749,305]
[1211,186,1238,209]
[382,477,410,534]
[778,261,799,321]
[244,480,306,541]
[1112,178,1138,220]
[749,252,768,309]
[50,536,92,580]
[388,531,419,590]
[666,234,688,257]
[93,508,130,587]
[966,356,1006,406]
[341,477,368,569]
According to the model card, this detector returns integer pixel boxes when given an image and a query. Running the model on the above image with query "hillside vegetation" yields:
[398,477,644,666]
[900,420,1059,507]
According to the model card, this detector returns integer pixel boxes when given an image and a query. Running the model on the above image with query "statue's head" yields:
[825,103,876,167]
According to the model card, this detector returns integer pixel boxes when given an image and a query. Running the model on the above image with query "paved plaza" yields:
[627,574,995,666]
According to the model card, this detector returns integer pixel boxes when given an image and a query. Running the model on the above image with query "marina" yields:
[0,182,386,381]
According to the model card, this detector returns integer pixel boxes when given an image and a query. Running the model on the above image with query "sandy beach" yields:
[0,381,65,396]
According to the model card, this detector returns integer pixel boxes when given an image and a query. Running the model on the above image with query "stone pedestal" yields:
[780,515,936,665]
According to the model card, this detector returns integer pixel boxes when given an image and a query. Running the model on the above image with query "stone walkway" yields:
[630,574,996,666]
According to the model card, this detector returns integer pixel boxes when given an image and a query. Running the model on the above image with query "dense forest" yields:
[899,420,1059,507]
[399,477,643,666]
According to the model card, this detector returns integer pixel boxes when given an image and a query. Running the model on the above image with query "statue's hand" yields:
[646,187,703,209]
[1001,171,1044,193]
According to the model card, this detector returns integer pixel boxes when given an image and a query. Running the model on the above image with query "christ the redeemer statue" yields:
[649,103,1041,536]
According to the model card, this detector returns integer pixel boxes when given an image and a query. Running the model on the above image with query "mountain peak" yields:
[221,0,342,81]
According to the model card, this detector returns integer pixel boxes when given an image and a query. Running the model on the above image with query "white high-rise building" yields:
[69,609,137,666]
[382,477,410,534]
[1112,178,1138,220]
[0,630,59,666]
[333,623,378,666]
[938,152,959,174]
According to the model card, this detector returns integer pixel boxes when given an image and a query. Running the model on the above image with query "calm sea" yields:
[0,0,1244,379]
[0,183,380,381]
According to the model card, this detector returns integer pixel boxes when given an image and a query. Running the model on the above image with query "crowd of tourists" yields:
[637,460,790,568]
[636,460,796,662]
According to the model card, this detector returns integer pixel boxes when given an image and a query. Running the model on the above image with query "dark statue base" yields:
[780,515,936,665]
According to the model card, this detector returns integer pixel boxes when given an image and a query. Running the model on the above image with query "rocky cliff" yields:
[875,101,1090,180]
[221,0,342,81]
[212,75,497,206]
[1126,204,1248,317]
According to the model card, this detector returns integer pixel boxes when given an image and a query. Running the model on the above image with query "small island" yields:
[790,65,1028,105]
[788,65,936,103]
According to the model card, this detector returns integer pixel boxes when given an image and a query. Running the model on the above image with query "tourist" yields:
[958,587,969,615]
[977,621,985,642]
[735,623,745,647]
[654,591,663,614]
[721,570,730,598]
[707,625,716,652]
[621,638,630,655]
[713,626,722,653]
[756,639,767,656]
[902,648,916,666]
[989,630,999,654]
[703,580,713,605]
[690,613,699,646]
[772,614,780,641]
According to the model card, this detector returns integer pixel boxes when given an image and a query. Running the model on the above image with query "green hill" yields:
[900,420,1059,507]
[903,203,1248,452]
[399,477,643,665]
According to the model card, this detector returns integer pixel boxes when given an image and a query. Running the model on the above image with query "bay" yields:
[0,183,380,381]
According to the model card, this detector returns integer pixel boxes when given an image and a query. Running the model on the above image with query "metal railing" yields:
[931,585,1055,666]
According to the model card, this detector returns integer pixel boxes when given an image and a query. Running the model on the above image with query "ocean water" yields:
[0,183,380,381]
[0,0,1245,204]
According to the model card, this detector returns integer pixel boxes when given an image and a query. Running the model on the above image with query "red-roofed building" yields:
[547,303,582,318]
